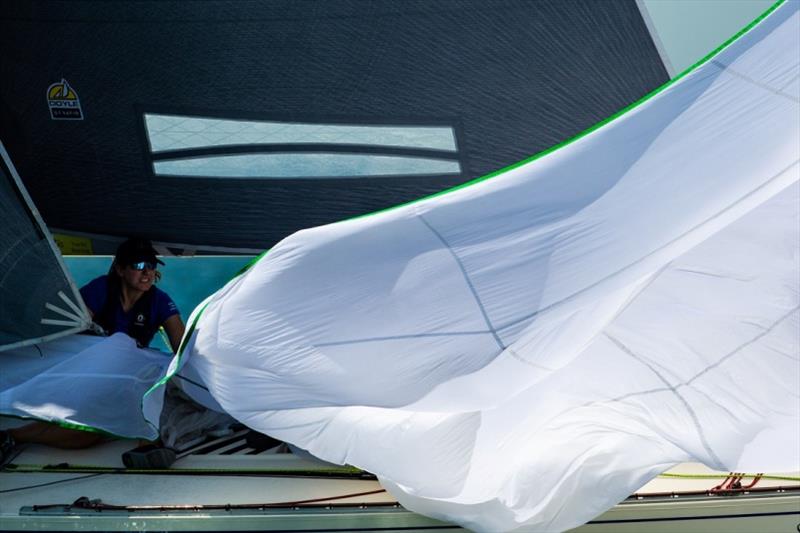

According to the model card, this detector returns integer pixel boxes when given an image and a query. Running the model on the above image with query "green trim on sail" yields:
[94,0,790,436]
[236,248,269,276]
[141,300,211,404]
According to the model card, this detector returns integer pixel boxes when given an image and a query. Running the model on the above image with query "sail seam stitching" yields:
[776,71,800,92]
[711,59,800,103]
[416,213,506,351]
[494,158,800,335]
[596,305,798,409]
[315,330,494,348]
[602,383,750,426]
[505,347,556,371]
[682,305,799,385]
[687,383,757,422]
[604,332,724,467]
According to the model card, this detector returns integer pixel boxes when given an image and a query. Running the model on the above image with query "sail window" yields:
[144,113,461,179]
[145,114,458,153]
[153,153,461,179]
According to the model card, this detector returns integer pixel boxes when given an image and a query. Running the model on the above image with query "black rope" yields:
[0,473,105,493]
[8,465,375,479]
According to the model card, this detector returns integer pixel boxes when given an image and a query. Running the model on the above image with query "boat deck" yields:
[1,421,798,532]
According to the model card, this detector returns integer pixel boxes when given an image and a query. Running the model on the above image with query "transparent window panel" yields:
[154,153,461,179]
[145,114,458,153]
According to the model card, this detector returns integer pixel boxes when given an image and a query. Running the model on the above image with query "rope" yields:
[5,463,370,478]
[0,474,105,493]
[30,488,391,512]
[658,472,800,482]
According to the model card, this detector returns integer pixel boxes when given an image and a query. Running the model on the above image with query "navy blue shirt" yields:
[80,275,179,347]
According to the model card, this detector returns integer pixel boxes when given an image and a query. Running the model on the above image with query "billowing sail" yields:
[158,2,799,531]
[0,1,796,531]
[0,0,668,251]
[0,142,93,351]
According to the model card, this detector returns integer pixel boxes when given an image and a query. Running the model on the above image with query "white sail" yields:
[163,2,800,531]
[160,2,800,531]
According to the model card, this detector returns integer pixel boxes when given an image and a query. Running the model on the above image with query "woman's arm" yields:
[163,314,186,353]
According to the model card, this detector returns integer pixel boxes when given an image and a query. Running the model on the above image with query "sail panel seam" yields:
[776,71,800,92]
[683,305,800,386]
[604,332,724,467]
[505,347,556,372]
[416,213,505,351]
[589,305,798,412]
[711,59,800,103]
[494,159,800,335]
[315,330,495,348]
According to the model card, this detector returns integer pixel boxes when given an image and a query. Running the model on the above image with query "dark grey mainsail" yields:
[0,0,669,251]
[0,142,92,351]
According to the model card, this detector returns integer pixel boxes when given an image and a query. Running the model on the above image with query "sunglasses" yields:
[129,261,158,271]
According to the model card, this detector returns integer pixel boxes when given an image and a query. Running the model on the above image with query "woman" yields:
[81,237,185,352]
[0,238,185,461]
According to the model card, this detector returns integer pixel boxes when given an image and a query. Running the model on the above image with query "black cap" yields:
[114,237,165,266]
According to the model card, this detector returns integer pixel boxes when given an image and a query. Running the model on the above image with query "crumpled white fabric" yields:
[0,333,168,439]
[157,3,798,532]
[0,334,231,448]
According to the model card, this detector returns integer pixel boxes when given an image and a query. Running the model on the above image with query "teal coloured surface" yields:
[64,256,254,352]
[642,0,774,75]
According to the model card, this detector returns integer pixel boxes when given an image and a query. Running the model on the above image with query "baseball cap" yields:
[114,237,165,267]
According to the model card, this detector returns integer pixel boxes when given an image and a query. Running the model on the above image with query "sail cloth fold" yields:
[157,3,799,531]
[1,334,168,438]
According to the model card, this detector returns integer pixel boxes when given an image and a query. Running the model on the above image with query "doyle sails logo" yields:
[46,79,84,120]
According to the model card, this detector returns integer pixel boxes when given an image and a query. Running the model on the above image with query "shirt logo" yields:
[135,313,146,325]
[47,79,84,120]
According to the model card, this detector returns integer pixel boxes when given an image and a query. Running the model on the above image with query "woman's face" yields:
[116,262,156,292]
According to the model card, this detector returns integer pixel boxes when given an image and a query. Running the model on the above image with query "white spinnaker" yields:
[173,3,799,532]
[380,180,799,532]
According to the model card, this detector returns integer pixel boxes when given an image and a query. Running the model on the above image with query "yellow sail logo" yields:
[47,79,84,120]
